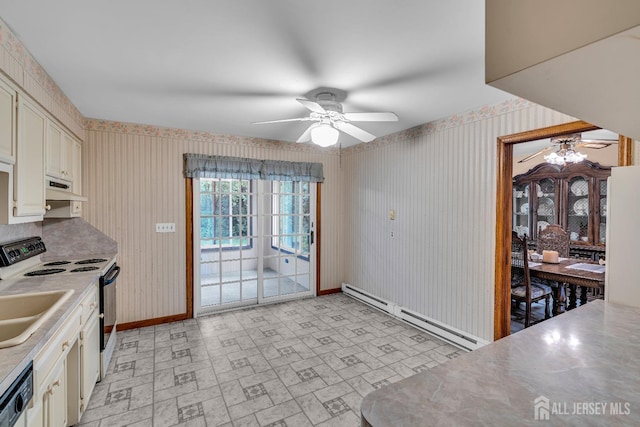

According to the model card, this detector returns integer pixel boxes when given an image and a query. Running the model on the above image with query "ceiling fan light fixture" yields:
[311,123,339,147]
[544,145,587,165]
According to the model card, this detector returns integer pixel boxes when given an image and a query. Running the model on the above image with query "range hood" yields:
[45,180,87,202]
[46,187,87,202]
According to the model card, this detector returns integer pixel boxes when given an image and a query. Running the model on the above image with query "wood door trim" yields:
[494,120,601,340]
[186,177,194,319]
[316,183,322,296]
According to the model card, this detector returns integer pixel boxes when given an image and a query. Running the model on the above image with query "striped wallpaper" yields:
[341,104,576,341]
[82,126,343,324]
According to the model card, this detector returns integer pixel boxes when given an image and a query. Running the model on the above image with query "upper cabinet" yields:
[513,160,611,258]
[486,0,640,142]
[46,121,80,183]
[0,78,17,164]
[14,96,46,219]
[0,73,84,223]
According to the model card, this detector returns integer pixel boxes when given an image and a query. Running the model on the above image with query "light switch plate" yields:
[156,223,175,233]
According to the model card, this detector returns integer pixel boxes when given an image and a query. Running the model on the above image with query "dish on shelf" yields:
[601,198,607,216]
[537,221,550,232]
[573,198,589,216]
[570,180,588,196]
[515,225,529,237]
[537,197,554,216]
[520,203,529,214]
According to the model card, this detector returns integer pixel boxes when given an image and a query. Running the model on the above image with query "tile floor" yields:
[77,293,465,427]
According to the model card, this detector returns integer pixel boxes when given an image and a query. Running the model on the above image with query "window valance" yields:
[183,153,324,182]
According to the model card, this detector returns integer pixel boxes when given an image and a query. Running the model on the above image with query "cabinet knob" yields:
[62,340,70,350]
[44,205,51,211]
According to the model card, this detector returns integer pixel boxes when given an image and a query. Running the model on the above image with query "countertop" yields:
[361,300,640,426]
[0,254,115,394]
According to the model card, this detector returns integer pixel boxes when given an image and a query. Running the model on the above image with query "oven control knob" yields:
[14,392,24,412]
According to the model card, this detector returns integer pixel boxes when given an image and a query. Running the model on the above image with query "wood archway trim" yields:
[494,120,633,340]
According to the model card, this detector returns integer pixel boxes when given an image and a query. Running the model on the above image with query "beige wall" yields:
[82,121,344,324]
[341,99,576,341]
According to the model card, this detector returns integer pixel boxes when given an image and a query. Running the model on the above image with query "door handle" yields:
[310,231,314,245]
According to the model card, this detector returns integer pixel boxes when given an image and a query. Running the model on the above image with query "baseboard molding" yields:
[341,283,488,352]
[318,287,342,296]
[118,313,189,331]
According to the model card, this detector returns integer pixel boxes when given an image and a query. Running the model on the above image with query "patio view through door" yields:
[193,177,316,316]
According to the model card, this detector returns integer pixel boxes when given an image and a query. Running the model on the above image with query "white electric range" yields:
[0,236,119,380]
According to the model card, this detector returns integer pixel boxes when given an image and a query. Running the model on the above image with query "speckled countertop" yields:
[0,254,115,394]
[361,300,640,426]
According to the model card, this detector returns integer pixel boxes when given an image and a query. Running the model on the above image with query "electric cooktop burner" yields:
[25,268,66,276]
[24,258,112,276]
[70,266,100,272]
[43,260,72,266]
[75,258,108,265]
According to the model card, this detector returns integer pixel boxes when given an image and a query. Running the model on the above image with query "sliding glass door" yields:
[193,178,316,316]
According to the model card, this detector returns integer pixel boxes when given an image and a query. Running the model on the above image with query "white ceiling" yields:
[0,0,514,147]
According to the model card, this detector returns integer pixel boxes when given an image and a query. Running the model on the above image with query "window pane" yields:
[200,194,213,215]
[201,217,213,238]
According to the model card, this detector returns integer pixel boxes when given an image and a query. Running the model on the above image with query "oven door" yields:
[99,263,119,378]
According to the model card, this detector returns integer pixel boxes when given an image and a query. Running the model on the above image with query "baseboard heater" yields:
[341,283,488,352]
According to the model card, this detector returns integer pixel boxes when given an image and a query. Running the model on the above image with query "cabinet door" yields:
[533,177,557,239]
[46,360,67,427]
[15,98,46,218]
[566,176,590,243]
[62,133,77,182]
[513,182,530,237]
[46,121,63,179]
[0,78,17,164]
[596,178,607,244]
[80,311,100,412]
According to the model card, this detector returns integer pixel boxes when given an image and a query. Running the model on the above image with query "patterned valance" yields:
[183,154,324,182]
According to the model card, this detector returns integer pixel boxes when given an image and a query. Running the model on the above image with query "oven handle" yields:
[102,265,120,286]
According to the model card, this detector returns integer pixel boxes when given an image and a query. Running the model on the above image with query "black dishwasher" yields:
[0,361,33,427]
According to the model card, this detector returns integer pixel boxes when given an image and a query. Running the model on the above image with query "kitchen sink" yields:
[0,290,73,348]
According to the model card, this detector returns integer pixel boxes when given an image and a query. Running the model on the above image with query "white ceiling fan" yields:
[518,132,618,165]
[252,87,398,147]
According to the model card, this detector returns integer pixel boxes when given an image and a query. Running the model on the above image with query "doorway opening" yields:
[494,120,633,340]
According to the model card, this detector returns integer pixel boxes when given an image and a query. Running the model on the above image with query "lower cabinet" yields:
[26,285,99,427]
[80,311,100,413]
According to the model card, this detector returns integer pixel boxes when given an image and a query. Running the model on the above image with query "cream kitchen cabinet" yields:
[0,77,17,165]
[14,97,46,220]
[27,285,99,427]
[46,121,80,183]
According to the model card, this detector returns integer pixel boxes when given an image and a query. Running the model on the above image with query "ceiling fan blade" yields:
[252,117,312,125]
[296,123,319,143]
[343,112,398,122]
[518,146,554,164]
[576,139,618,149]
[296,98,326,114]
[334,122,376,142]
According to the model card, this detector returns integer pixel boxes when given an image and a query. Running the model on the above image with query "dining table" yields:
[528,258,605,314]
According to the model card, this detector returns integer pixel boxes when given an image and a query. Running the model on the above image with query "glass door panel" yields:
[567,177,590,242]
[513,182,530,237]
[535,178,556,237]
[598,178,607,244]
[194,178,315,316]
[260,181,314,302]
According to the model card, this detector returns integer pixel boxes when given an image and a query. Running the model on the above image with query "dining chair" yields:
[536,224,574,311]
[511,231,552,328]
[536,224,570,257]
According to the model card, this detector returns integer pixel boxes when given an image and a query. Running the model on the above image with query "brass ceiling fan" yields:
[518,133,618,165]
[252,87,398,147]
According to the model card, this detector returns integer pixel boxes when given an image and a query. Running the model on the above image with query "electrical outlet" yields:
[156,223,175,233]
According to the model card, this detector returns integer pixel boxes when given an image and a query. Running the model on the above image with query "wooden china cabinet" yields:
[513,160,611,260]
